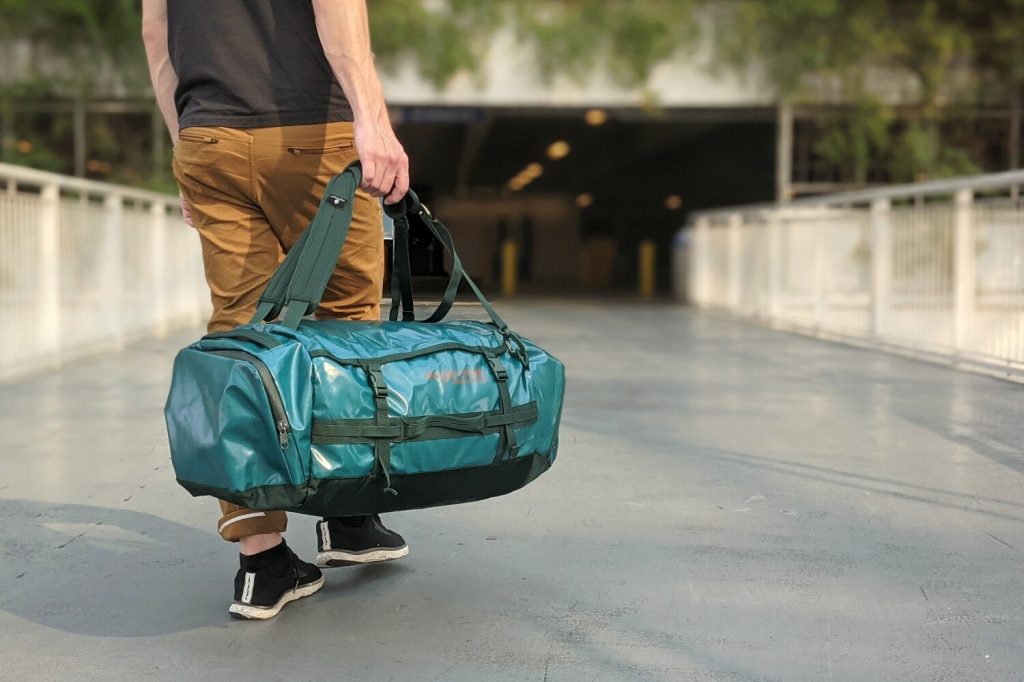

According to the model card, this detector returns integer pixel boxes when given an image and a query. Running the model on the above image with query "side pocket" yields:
[165,348,307,509]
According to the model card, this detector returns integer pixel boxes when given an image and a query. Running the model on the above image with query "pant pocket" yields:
[286,142,355,156]
[178,131,219,145]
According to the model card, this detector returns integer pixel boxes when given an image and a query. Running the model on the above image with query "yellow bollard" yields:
[501,240,519,297]
[639,239,656,298]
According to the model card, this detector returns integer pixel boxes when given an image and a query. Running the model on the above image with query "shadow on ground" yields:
[0,499,409,638]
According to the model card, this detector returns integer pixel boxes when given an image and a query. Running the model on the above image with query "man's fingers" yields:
[360,157,378,194]
[375,163,398,199]
[358,140,407,199]
[385,158,410,205]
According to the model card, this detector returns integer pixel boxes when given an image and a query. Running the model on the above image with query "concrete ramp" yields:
[1,302,1021,680]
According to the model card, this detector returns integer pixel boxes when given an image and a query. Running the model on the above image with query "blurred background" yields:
[3,0,1024,378]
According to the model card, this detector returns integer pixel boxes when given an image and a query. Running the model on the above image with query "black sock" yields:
[240,540,290,578]
[333,516,367,528]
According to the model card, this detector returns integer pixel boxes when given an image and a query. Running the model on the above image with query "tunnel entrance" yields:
[391,105,777,295]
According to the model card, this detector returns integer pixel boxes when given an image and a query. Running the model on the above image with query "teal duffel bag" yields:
[165,163,565,517]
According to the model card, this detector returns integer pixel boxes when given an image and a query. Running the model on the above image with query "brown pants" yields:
[173,122,384,542]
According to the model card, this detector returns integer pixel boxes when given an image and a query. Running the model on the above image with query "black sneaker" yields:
[315,515,409,568]
[229,542,324,620]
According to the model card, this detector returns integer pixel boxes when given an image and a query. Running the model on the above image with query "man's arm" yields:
[142,0,193,224]
[142,0,179,141]
[312,0,409,204]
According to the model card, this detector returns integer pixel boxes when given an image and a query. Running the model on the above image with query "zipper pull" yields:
[277,419,290,449]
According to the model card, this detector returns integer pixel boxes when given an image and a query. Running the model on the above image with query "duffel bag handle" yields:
[249,163,362,328]
[384,191,513,334]
[248,163,525,363]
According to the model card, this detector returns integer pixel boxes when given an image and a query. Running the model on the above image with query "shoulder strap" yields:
[249,163,362,329]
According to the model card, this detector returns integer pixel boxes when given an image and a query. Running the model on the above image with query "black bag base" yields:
[178,453,553,517]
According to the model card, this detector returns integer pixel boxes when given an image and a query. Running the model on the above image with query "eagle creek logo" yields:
[425,369,489,385]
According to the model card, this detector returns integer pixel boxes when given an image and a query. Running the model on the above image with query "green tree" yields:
[0,0,145,96]
[706,0,1012,182]
[934,0,1024,168]
[369,0,699,89]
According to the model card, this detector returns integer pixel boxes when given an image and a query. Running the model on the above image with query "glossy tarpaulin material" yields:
[165,319,565,517]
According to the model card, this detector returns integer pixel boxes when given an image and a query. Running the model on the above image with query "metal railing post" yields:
[813,213,826,328]
[870,198,892,340]
[103,193,125,350]
[151,201,168,337]
[727,213,742,311]
[691,217,709,306]
[953,189,975,352]
[767,209,782,318]
[38,183,61,365]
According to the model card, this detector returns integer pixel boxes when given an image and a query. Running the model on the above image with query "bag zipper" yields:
[207,349,291,449]
[309,340,509,367]
[200,329,281,350]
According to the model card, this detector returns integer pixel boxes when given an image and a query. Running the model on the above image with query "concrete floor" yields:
[1,302,1023,681]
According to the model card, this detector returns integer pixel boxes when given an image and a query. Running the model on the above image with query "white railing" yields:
[0,163,208,382]
[683,170,1024,381]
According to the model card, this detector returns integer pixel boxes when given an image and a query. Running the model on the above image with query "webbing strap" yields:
[249,165,361,327]
[388,214,415,322]
[419,217,465,323]
[365,363,397,495]
[388,209,464,323]
[484,353,519,463]
[311,402,539,442]
[383,192,508,331]
[250,224,314,323]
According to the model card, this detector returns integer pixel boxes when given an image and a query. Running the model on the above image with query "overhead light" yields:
[507,162,545,192]
[584,109,608,126]
[576,193,594,209]
[546,141,571,160]
[665,195,683,210]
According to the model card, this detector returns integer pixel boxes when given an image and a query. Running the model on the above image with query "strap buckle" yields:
[489,359,508,381]
[367,368,389,398]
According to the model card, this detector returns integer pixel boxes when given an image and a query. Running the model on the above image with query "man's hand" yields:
[355,116,409,205]
[180,192,194,227]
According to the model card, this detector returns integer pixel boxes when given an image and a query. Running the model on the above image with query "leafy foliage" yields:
[0,0,145,96]
[708,0,1024,182]
[2,0,1024,187]
[369,0,504,87]
[506,1,699,85]
[369,0,699,87]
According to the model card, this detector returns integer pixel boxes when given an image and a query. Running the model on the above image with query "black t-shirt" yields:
[167,0,353,129]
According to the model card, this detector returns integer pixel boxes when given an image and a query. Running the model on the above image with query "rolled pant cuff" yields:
[217,509,288,542]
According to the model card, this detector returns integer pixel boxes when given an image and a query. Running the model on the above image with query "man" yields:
[142,0,411,620]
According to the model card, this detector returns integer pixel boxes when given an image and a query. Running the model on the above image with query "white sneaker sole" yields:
[315,544,410,568]
[228,576,325,620]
